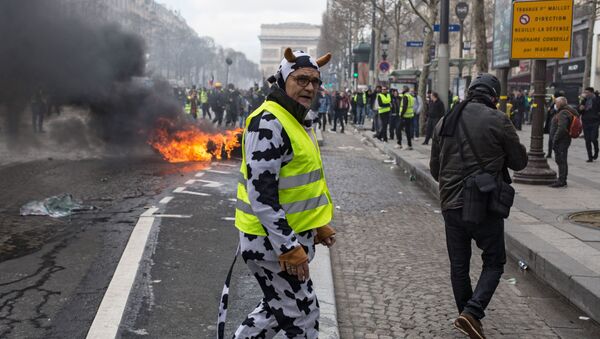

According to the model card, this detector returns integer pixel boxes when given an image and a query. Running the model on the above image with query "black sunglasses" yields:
[289,75,322,88]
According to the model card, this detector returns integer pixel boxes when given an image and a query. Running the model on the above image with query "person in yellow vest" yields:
[224,48,336,339]
[375,86,392,141]
[395,86,415,150]
[200,86,211,119]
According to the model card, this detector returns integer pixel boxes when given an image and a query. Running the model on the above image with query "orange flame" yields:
[149,119,242,163]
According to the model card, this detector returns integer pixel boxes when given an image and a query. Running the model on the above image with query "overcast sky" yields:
[159,0,327,63]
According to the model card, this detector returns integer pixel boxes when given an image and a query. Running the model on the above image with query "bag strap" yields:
[458,117,487,172]
[217,242,241,339]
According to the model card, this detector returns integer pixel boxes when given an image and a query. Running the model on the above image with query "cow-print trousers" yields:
[233,230,319,339]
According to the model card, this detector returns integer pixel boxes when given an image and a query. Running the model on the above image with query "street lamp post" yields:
[225,57,233,86]
[381,32,390,61]
[455,2,469,99]
[513,59,557,184]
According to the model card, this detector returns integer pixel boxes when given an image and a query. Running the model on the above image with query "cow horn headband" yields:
[268,48,332,88]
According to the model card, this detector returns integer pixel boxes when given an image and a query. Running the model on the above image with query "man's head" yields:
[555,96,568,109]
[382,86,388,94]
[468,73,501,101]
[584,87,595,97]
[402,86,409,93]
[431,91,439,102]
[270,48,331,108]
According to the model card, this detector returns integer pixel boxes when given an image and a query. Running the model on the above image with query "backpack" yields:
[568,111,583,138]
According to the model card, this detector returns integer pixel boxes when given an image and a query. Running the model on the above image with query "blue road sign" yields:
[406,41,424,48]
[433,24,461,32]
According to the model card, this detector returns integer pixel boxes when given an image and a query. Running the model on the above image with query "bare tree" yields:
[472,0,488,73]
[408,0,440,134]
[375,0,414,70]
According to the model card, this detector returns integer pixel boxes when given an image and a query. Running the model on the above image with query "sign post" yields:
[455,2,469,99]
[511,0,574,185]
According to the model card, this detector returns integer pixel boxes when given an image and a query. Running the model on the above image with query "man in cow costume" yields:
[223,48,336,338]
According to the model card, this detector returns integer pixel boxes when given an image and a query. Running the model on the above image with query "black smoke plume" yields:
[0,0,183,148]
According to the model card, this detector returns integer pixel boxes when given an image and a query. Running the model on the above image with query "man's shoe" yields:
[407,146,413,150]
[422,142,428,145]
[549,181,567,188]
[394,144,402,149]
[453,318,469,336]
[587,159,593,163]
[456,313,485,339]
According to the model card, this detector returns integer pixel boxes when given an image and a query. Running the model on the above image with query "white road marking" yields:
[194,172,205,178]
[182,179,224,188]
[86,216,155,339]
[173,187,211,196]
[206,169,231,174]
[215,163,237,168]
[141,207,159,217]
[221,217,236,221]
[228,198,237,202]
[152,214,192,218]
[159,196,173,204]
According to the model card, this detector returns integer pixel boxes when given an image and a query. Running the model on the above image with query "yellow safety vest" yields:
[185,97,191,114]
[403,93,415,118]
[378,93,392,114]
[235,100,334,236]
[200,90,208,104]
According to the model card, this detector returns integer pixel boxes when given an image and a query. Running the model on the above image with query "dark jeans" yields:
[547,134,554,157]
[396,117,413,146]
[212,108,224,126]
[583,122,599,160]
[413,113,420,138]
[423,118,439,144]
[332,110,346,132]
[376,112,390,141]
[389,114,399,139]
[511,111,523,130]
[318,112,328,131]
[443,208,506,320]
[202,103,211,119]
[553,138,571,184]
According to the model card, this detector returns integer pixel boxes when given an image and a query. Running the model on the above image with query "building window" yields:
[573,29,588,58]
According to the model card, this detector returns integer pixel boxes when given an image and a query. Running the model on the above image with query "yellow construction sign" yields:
[511,0,573,59]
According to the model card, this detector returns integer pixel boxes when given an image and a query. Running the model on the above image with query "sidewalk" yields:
[359,123,600,324]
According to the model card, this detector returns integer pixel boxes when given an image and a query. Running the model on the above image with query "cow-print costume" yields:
[231,87,320,338]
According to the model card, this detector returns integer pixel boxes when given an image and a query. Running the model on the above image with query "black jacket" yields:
[430,101,528,210]
[427,99,445,120]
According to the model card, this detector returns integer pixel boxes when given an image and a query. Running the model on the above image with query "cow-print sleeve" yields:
[245,111,297,256]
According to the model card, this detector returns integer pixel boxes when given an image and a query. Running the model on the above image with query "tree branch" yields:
[408,0,432,30]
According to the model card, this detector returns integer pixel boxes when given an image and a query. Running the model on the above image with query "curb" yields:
[312,246,340,338]
[359,130,600,323]
[315,128,324,146]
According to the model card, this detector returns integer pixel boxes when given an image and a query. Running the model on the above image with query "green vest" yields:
[235,100,334,236]
[378,93,391,114]
[403,93,415,118]
[184,97,191,114]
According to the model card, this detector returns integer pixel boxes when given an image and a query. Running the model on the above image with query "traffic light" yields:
[353,63,358,78]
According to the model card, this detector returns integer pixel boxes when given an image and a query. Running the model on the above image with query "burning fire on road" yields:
[148,119,242,163]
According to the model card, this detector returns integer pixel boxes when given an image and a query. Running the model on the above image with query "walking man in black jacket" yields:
[430,74,528,339]
[579,87,600,162]
[422,91,445,145]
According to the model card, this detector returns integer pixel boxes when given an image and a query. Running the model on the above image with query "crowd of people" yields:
[179,82,267,128]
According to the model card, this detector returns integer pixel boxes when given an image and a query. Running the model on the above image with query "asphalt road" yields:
[0,155,210,339]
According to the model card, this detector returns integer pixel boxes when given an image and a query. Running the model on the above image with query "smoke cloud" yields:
[0,0,184,149]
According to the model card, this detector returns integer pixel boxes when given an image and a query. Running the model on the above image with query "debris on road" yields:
[579,316,590,321]
[380,210,387,213]
[20,193,95,218]
[506,278,517,285]
[518,260,529,270]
